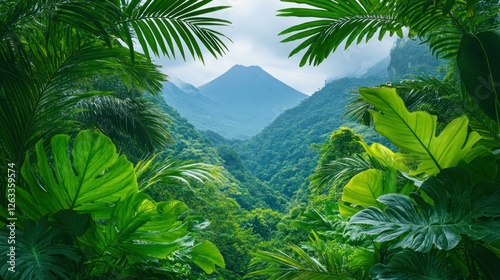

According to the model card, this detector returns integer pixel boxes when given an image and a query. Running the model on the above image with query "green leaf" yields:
[0,217,80,280]
[121,0,231,62]
[190,240,225,274]
[249,232,355,279]
[351,167,500,252]
[18,130,137,220]
[371,250,459,279]
[457,31,500,123]
[340,167,398,217]
[360,87,481,178]
[278,0,402,66]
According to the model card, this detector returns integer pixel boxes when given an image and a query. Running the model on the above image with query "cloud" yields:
[154,0,396,95]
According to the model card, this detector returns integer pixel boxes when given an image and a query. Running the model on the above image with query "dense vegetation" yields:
[1,0,499,279]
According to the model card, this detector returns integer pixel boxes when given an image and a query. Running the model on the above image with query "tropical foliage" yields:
[251,0,499,278]
[0,0,233,278]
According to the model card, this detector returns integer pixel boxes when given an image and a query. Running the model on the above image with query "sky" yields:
[153,0,397,95]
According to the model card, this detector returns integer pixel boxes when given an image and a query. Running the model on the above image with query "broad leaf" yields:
[340,167,399,217]
[351,167,500,252]
[81,193,221,274]
[457,31,500,123]
[371,250,459,279]
[18,130,137,220]
[189,240,226,274]
[0,217,80,280]
[360,87,481,178]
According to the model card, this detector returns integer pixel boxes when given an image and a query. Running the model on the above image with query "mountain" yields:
[198,64,307,112]
[161,65,308,139]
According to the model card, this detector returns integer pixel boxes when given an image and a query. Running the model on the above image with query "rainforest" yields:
[0,0,499,279]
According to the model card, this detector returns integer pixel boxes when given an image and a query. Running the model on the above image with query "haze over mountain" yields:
[161,65,308,139]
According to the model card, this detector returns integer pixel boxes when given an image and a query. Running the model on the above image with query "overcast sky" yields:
[154,0,396,95]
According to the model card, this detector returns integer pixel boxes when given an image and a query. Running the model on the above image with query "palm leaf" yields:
[135,153,223,192]
[278,0,402,66]
[278,0,497,65]
[119,0,231,62]
[77,95,172,152]
[249,231,353,279]
[309,154,376,192]
[360,87,481,178]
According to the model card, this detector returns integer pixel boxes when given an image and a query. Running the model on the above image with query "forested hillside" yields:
[234,76,385,198]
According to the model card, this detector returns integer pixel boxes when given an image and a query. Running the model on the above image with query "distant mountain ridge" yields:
[161,65,308,139]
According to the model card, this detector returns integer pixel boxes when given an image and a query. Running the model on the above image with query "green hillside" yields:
[233,76,386,198]
[151,96,287,211]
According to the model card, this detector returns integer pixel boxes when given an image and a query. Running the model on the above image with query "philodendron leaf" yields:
[351,167,500,252]
[371,250,459,280]
[18,130,137,220]
[359,87,481,178]
[340,167,398,217]
[457,31,500,123]
[0,217,80,280]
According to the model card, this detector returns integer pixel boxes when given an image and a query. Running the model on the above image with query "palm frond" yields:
[76,95,172,152]
[119,0,232,62]
[278,0,497,65]
[135,153,223,192]
[309,154,376,192]
[249,231,353,280]
[278,0,402,66]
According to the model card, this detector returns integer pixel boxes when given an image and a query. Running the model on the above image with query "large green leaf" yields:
[457,31,500,123]
[18,130,137,220]
[371,250,459,279]
[351,167,500,252]
[0,217,80,280]
[81,193,221,274]
[189,240,226,274]
[360,87,481,178]
[340,167,400,217]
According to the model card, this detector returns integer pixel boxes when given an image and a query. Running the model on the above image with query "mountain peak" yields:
[199,65,306,107]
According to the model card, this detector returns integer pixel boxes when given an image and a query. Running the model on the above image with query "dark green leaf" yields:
[457,31,500,123]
